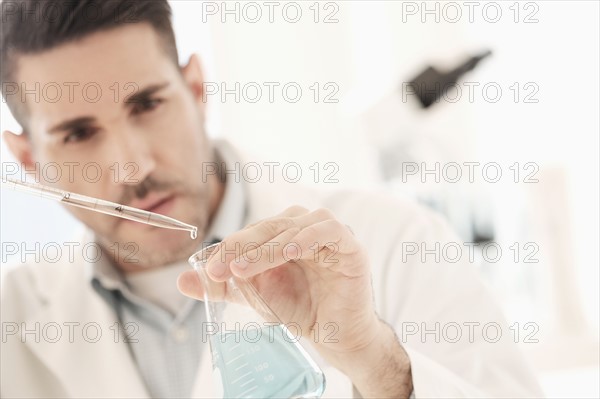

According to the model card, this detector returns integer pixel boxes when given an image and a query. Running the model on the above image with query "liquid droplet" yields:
[190,228,198,240]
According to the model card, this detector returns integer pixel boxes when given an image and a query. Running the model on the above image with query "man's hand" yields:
[178,206,412,398]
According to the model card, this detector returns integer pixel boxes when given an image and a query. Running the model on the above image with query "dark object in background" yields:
[407,50,492,108]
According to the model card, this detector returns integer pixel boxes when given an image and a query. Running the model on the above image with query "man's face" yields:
[7,24,219,269]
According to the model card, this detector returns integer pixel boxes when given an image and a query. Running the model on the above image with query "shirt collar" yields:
[86,139,247,290]
[203,139,247,244]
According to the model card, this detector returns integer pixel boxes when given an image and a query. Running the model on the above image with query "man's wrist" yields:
[333,319,413,398]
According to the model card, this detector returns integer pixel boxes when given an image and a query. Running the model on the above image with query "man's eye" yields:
[131,98,163,115]
[64,127,98,144]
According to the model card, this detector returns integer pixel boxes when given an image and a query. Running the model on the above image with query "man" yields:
[0,1,543,398]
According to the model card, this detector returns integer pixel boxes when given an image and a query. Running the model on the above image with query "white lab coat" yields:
[0,148,543,398]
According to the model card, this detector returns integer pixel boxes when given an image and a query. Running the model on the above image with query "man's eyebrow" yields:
[48,116,96,135]
[124,82,170,104]
[46,83,170,134]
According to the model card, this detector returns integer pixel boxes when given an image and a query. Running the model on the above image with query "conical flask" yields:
[189,243,326,399]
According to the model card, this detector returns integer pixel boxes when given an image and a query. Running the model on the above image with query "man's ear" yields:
[181,54,205,108]
[3,130,37,172]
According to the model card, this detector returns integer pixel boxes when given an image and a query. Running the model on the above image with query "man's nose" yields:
[109,130,157,185]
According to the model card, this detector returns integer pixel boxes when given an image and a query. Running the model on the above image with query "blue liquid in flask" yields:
[210,324,326,398]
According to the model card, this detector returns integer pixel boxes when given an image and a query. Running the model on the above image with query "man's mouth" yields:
[128,193,178,216]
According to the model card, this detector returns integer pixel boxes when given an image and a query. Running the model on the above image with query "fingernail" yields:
[210,261,227,277]
[233,258,248,270]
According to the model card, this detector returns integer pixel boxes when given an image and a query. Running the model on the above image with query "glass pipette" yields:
[1,175,198,239]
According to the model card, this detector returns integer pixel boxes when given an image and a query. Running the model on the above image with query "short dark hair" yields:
[0,0,179,129]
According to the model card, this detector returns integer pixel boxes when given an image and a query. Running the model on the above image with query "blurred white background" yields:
[1,1,598,397]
